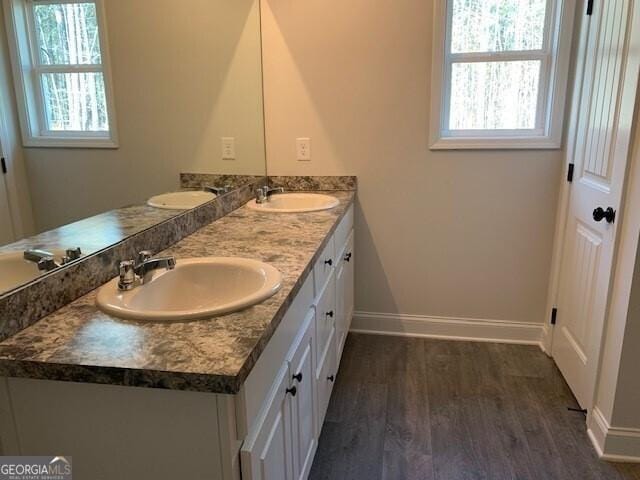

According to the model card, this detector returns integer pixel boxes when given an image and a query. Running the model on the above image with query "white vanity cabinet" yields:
[0,204,355,480]
[240,204,354,480]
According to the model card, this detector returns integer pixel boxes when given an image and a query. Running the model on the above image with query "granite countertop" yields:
[0,192,355,394]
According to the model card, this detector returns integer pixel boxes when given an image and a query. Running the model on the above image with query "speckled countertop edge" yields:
[0,192,355,394]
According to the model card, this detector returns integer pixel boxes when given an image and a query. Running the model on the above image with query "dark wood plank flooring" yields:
[309,334,640,480]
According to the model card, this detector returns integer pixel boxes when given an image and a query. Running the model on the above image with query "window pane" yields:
[41,72,109,131]
[33,2,101,65]
[451,0,547,53]
[449,61,540,130]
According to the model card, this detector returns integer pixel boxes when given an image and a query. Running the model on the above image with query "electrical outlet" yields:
[222,137,236,160]
[296,138,311,161]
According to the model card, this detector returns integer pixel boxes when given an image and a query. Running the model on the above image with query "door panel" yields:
[553,0,639,408]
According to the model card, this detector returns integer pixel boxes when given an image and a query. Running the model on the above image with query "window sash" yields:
[23,0,111,136]
[440,0,558,137]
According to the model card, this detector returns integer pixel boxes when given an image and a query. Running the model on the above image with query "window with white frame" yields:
[4,0,117,148]
[430,0,574,149]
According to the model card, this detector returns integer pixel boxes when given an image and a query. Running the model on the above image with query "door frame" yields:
[544,0,640,410]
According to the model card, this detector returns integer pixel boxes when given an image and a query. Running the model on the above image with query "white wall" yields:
[9,0,265,233]
[261,0,565,324]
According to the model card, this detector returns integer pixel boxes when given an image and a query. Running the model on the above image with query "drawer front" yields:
[314,273,336,369]
[313,237,335,299]
[334,204,354,256]
[315,326,337,433]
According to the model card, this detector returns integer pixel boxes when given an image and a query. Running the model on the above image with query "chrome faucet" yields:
[118,250,176,291]
[203,185,230,195]
[255,186,285,204]
[24,247,82,271]
[24,249,59,271]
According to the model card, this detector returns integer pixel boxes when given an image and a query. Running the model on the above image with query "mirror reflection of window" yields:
[5,0,117,147]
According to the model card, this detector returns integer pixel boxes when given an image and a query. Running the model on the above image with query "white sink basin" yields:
[0,250,66,292]
[246,193,339,213]
[96,257,283,321]
[147,191,216,210]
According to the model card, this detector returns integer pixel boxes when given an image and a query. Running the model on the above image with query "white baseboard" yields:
[588,407,640,463]
[350,311,544,346]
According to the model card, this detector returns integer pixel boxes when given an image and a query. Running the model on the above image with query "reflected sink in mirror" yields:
[0,250,67,292]
[147,191,216,210]
[247,193,339,213]
[96,257,282,321]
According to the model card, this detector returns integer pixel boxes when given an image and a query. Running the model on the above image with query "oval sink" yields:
[246,193,339,213]
[96,257,283,321]
[0,250,66,292]
[147,191,216,210]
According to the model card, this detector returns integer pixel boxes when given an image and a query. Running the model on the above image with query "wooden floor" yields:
[309,334,640,480]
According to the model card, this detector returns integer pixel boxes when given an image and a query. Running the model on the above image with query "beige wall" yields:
[261,0,564,323]
[16,0,265,232]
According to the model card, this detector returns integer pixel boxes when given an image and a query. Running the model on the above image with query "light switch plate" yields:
[296,138,311,161]
[222,137,235,160]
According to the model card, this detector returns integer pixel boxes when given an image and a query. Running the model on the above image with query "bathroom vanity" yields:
[0,192,355,480]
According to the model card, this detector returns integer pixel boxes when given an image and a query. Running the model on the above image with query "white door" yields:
[0,137,15,244]
[553,0,640,408]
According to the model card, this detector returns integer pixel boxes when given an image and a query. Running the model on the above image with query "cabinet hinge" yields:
[0,157,6,175]
[567,163,575,182]
[551,307,558,326]
[587,0,594,15]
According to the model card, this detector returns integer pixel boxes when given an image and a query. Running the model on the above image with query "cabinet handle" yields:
[327,375,335,382]
[292,372,303,382]
[326,311,334,318]
[324,259,333,266]
[286,386,297,397]
[344,252,352,262]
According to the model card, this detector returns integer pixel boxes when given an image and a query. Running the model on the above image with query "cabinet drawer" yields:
[315,326,337,433]
[313,237,335,299]
[334,204,354,255]
[314,273,335,369]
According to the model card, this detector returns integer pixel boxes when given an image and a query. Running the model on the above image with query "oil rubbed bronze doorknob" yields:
[286,386,297,397]
[593,207,616,224]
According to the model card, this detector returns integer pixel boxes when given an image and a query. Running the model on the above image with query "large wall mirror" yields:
[0,0,265,294]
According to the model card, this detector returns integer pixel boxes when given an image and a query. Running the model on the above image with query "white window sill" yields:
[22,137,119,149]
[430,135,562,151]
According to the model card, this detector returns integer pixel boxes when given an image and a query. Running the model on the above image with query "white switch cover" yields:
[222,137,235,160]
[296,138,311,161]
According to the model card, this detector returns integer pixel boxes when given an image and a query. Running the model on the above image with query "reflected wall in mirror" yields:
[0,0,266,294]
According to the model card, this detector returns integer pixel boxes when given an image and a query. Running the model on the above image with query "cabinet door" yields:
[343,231,354,333]
[336,230,354,360]
[241,363,295,480]
[335,256,347,360]
[288,310,316,480]
[315,327,337,433]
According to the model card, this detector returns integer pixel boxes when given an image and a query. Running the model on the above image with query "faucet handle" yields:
[37,257,58,272]
[65,247,82,260]
[118,260,137,291]
[137,251,153,264]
